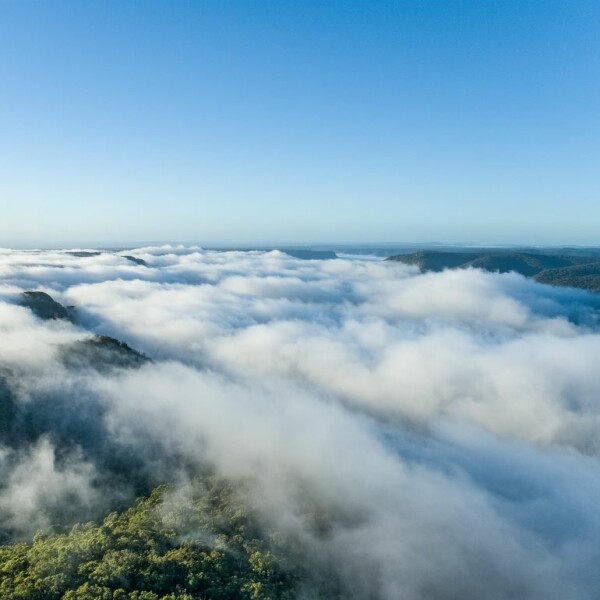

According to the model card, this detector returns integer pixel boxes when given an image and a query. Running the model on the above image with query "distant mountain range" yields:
[386,250,600,293]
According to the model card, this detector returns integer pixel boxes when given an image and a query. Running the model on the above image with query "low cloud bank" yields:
[1,246,600,598]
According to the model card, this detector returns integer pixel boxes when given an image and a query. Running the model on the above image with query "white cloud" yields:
[1,246,600,597]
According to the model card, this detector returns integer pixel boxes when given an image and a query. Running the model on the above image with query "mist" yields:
[2,247,600,599]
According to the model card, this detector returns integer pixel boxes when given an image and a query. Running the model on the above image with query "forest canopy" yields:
[0,476,335,600]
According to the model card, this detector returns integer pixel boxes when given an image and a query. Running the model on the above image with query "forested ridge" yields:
[0,476,337,600]
[386,249,600,292]
[0,293,328,600]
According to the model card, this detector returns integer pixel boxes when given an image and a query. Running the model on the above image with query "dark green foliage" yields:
[534,263,600,292]
[0,478,303,600]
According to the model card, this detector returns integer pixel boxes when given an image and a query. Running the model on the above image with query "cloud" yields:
[47,250,599,449]
[0,438,101,540]
[1,246,600,597]
[94,362,591,599]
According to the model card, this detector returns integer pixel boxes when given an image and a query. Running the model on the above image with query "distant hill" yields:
[468,253,591,276]
[534,263,600,292]
[65,251,103,257]
[280,248,337,260]
[60,335,150,372]
[211,247,338,259]
[386,250,600,292]
[122,254,148,266]
[20,291,75,321]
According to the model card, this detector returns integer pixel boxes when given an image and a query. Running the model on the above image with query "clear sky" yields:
[1,1,599,247]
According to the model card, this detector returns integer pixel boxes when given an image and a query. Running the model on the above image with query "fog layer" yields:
[1,247,600,599]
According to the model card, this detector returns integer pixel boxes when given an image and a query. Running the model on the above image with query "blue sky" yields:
[1,1,598,247]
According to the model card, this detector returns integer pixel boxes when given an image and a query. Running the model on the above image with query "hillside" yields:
[60,336,150,372]
[20,291,75,322]
[534,263,600,292]
[387,250,600,292]
[0,476,333,600]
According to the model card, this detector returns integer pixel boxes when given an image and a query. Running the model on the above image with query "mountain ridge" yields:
[386,250,600,292]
